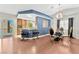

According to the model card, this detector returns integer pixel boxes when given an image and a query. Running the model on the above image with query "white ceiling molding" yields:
[0,4,79,17]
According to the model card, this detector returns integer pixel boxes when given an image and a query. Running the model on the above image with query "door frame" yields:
[68,17,74,36]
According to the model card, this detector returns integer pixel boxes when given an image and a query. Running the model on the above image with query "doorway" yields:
[68,17,74,37]
[57,20,60,29]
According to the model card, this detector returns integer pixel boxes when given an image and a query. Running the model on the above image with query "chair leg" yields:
[21,38,24,41]
[37,34,39,39]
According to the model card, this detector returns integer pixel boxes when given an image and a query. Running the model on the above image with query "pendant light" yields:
[56,4,63,20]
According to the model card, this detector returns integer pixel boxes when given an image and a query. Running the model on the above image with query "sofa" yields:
[21,29,39,39]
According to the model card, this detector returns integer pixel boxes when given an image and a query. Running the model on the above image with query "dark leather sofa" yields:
[21,29,39,39]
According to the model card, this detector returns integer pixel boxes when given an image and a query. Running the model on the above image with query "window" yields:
[43,19,48,28]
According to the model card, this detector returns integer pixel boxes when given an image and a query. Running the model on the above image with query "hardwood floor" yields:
[0,35,79,54]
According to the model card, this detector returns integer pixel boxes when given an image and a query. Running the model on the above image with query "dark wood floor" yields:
[0,35,79,54]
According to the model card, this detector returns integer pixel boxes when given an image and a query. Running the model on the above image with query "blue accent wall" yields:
[17,9,52,35]
[37,17,43,35]
[37,17,50,35]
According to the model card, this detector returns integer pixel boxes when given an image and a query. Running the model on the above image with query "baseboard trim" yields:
[17,34,50,40]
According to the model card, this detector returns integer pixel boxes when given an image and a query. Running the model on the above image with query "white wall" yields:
[63,13,79,39]
[51,15,57,32]
[52,8,79,39]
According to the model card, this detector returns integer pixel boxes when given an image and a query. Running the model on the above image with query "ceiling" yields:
[0,4,79,16]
